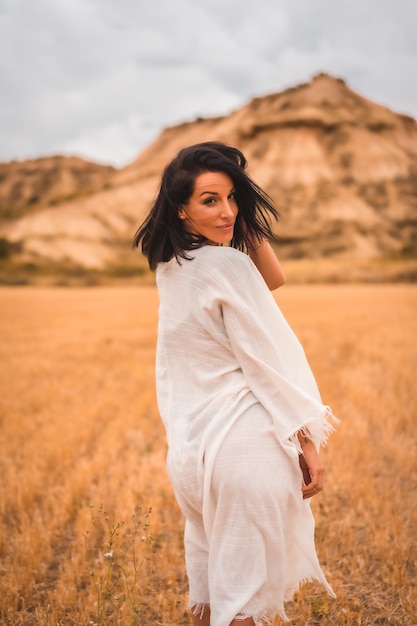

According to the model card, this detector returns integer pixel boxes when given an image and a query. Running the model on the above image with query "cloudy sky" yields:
[1,0,416,167]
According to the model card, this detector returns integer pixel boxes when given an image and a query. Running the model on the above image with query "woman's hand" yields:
[298,435,325,499]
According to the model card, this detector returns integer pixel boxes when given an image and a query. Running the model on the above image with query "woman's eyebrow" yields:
[199,188,235,197]
[199,190,219,197]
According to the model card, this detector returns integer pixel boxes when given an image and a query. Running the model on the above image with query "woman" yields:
[133,142,336,626]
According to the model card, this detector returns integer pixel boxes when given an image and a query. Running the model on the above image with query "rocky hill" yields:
[1,73,416,284]
[0,156,115,219]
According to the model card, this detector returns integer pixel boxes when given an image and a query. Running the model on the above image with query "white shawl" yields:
[155,245,336,624]
[156,245,335,458]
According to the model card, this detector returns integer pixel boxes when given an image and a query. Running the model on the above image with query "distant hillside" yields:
[0,155,114,219]
[1,73,416,284]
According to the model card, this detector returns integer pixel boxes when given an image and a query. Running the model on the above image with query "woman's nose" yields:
[220,200,235,218]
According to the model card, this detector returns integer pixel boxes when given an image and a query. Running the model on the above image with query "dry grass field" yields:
[0,284,416,625]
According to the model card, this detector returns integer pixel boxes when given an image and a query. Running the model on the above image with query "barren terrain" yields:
[0,284,416,625]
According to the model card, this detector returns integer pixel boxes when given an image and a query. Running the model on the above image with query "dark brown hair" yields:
[133,141,278,270]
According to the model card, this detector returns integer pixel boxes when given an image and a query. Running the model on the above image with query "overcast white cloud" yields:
[0,0,416,166]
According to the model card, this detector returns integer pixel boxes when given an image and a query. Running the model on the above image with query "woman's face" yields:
[179,171,238,245]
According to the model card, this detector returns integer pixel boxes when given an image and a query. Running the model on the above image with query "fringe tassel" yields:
[190,602,210,619]
[252,608,290,625]
[288,406,339,454]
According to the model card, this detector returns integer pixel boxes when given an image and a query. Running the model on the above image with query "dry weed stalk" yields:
[86,504,153,625]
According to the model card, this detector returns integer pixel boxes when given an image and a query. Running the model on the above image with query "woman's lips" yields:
[217,223,234,231]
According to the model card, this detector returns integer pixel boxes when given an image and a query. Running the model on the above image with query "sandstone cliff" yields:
[1,73,416,283]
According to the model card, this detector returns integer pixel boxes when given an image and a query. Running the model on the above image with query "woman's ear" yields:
[178,208,186,219]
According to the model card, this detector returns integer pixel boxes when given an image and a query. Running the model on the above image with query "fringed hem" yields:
[288,406,339,454]
[236,608,290,625]
[189,602,290,624]
[190,602,210,619]
[252,610,290,625]
[189,588,335,624]
[285,573,337,603]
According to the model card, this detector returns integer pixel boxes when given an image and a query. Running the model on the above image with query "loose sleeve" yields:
[202,249,337,452]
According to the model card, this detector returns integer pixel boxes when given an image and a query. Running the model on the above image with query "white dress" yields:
[155,245,336,626]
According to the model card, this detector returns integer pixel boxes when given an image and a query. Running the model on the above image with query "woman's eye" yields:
[203,198,216,205]
[228,193,236,201]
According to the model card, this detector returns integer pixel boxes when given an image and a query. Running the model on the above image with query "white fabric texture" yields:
[156,246,336,625]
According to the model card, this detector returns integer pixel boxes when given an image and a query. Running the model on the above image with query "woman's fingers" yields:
[302,482,321,499]
[298,446,325,499]
[301,469,325,499]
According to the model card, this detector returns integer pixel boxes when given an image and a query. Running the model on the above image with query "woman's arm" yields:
[298,433,325,499]
[247,238,286,291]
